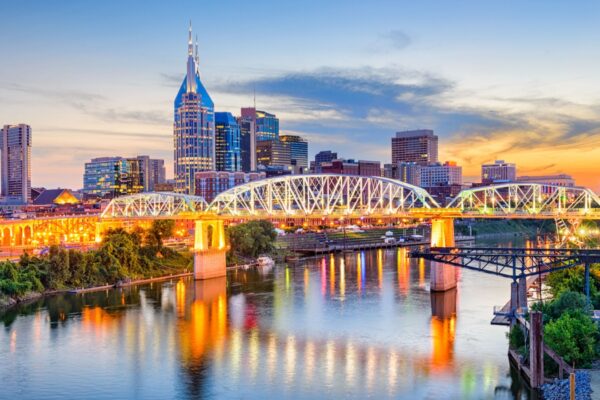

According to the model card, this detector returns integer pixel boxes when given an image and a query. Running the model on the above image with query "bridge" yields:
[1,175,599,250]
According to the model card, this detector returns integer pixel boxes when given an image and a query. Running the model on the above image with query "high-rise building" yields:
[392,129,438,165]
[383,161,421,186]
[195,171,265,202]
[215,112,241,172]
[1,124,32,204]
[83,155,164,197]
[256,139,291,167]
[238,116,256,172]
[357,160,381,177]
[419,161,462,187]
[280,135,308,173]
[149,159,166,189]
[312,150,338,173]
[482,160,516,184]
[241,107,279,142]
[174,23,215,194]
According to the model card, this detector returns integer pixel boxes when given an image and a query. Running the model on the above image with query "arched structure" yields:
[101,192,208,219]
[448,183,600,217]
[209,174,439,218]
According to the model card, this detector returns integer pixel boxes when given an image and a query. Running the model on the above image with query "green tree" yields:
[544,310,598,368]
[145,219,175,249]
[227,220,277,259]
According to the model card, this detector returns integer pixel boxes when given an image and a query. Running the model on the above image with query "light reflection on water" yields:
[0,245,533,399]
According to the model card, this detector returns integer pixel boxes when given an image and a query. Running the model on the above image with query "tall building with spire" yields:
[173,22,215,194]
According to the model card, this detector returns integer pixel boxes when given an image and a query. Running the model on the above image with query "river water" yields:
[1,239,533,399]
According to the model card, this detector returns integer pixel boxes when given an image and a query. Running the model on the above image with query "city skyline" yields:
[1,1,600,190]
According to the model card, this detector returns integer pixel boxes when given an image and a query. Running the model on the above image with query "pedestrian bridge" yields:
[1,175,600,248]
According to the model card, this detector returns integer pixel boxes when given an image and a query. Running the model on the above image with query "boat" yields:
[256,256,275,267]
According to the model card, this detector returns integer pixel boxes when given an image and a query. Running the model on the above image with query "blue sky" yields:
[1,0,600,190]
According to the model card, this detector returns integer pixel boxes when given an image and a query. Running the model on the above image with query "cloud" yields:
[382,30,412,50]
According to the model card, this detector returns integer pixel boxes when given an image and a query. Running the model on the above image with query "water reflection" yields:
[0,247,532,399]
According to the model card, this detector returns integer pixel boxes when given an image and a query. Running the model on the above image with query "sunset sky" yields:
[1,1,599,191]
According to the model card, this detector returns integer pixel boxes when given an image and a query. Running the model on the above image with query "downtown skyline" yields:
[1,1,600,191]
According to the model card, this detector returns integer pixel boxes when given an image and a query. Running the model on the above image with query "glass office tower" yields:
[174,23,215,194]
[215,112,241,172]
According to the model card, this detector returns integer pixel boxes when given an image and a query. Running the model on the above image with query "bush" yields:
[227,220,277,259]
[544,310,598,368]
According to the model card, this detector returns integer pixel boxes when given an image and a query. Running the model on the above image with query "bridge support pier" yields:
[193,218,227,280]
[430,218,457,292]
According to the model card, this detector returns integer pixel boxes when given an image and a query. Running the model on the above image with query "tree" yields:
[145,219,175,249]
[227,220,277,259]
[544,310,598,368]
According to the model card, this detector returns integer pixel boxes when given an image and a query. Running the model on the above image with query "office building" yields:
[383,161,421,186]
[238,116,256,172]
[174,23,215,194]
[1,124,32,204]
[280,135,308,173]
[215,112,241,172]
[320,159,381,177]
[392,129,438,165]
[312,150,338,173]
[257,139,291,167]
[83,155,165,198]
[241,107,279,142]
[195,171,265,202]
[482,160,516,184]
[419,161,462,187]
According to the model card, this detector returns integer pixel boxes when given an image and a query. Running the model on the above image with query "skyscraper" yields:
[280,135,308,173]
[238,116,256,172]
[174,23,215,194]
[256,140,291,167]
[241,107,279,142]
[215,112,241,172]
[1,124,31,204]
[392,129,438,165]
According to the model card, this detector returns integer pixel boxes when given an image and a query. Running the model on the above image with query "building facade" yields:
[383,161,421,186]
[238,115,256,172]
[195,171,265,202]
[280,135,308,173]
[312,150,338,173]
[174,24,215,194]
[392,129,438,166]
[1,124,32,204]
[215,112,241,172]
[319,159,380,177]
[517,174,575,187]
[256,139,291,167]
[419,161,462,187]
[482,160,516,184]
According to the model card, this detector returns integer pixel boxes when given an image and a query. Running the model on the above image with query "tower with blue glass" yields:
[174,23,215,194]
[215,112,241,172]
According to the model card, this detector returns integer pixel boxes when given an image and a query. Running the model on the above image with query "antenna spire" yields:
[195,34,199,66]
[188,21,193,56]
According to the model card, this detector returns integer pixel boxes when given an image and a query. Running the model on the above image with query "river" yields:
[0,237,533,399]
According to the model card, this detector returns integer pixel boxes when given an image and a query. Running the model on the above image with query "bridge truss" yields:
[101,192,208,219]
[447,183,600,218]
[209,174,439,218]
[412,247,600,279]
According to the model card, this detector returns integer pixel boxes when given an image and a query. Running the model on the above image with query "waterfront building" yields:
[195,171,265,202]
[280,135,308,173]
[482,160,516,184]
[383,161,421,186]
[256,139,291,167]
[392,129,438,166]
[174,23,215,194]
[419,161,462,187]
[1,124,32,204]
[215,112,241,172]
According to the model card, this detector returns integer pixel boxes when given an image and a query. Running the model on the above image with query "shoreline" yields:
[0,271,192,313]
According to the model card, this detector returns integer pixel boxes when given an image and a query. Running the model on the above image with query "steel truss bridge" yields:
[412,247,600,280]
[1,175,600,248]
